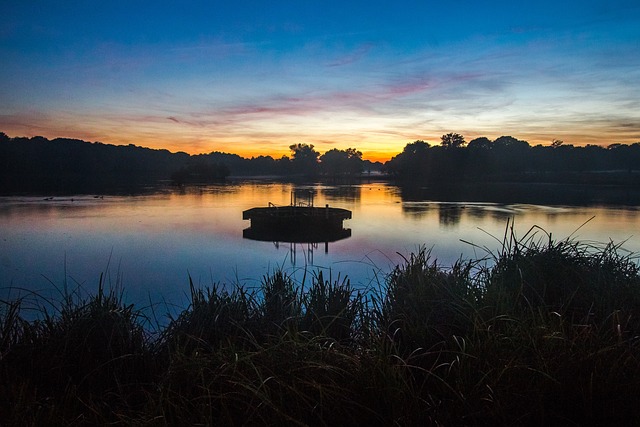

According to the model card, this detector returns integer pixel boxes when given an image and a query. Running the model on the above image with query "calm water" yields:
[2,181,639,314]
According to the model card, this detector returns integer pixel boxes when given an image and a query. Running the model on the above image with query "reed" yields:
[302,270,361,343]
[380,247,479,355]
[159,275,258,355]
[260,268,302,335]
[0,275,153,424]
[2,229,640,425]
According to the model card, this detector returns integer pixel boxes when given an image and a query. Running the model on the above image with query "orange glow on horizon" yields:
[3,126,638,165]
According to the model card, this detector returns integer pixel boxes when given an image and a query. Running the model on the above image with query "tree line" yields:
[385,133,640,186]
[1,131,639,193]
[0,133,379,193]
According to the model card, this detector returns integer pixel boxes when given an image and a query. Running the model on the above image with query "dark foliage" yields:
[0,133,384,193]
[386,135,640,186]
[2,235,640,425]
[170,158,230,184]
[6,131,637,195]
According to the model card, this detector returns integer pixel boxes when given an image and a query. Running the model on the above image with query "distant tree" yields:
[606,143,639,173]
[403,140,430,154]
[171,158,230,184]
[362,159,384,174]
[289,143,320,175]
[320,148,363,176]
[440,133,466,149]
[275,155,292,175]
[385,140,432,180]
[551,139,564,148]
[467,137,492,150]
[493,135,530,150]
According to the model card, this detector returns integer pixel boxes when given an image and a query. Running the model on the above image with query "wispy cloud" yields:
[327,42,375,67]
[2,1,639,159]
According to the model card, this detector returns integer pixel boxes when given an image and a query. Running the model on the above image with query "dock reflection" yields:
[243,226,351,264]
[243,227,351,250]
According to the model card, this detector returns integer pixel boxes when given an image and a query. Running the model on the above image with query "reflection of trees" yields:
[438,204,463,227]
[465,205,488,220]
[397,184,428,202]
[393,180,640,206]
[400,203,432,218]
[490,210,514,223]
[319,185,362,204]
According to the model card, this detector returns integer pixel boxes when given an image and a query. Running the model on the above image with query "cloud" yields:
[204,73,435,125]
[327,42,375,67]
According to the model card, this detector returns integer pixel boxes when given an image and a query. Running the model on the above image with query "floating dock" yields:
[243,205,352,243]
[242,191,352,244]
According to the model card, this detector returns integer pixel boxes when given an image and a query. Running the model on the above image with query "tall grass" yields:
[0,275,153,424]
[302,270,361,343]
[381,247,479,355]
[486,226,640,316]
[2,227,640,425]
[160,276,258,355]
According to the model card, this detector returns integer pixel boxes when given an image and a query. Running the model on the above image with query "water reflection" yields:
[2,181,639,315]
[242,190,353,259]
[396,182,640,206]
[264,241,342,266]
[243,227,351,246]
[318,185,362,204]
[438,204,464,227]
[400,201,516,227]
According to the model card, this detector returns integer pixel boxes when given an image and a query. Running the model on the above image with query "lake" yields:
[2,180,639,316]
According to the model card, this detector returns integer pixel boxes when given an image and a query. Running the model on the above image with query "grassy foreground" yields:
[2,226,640,426]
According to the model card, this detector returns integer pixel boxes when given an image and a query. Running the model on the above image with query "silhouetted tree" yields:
[467,137,492,150]
[320,148,363,176]
[171,158,229,184]
[404,140,430,154]
[466,137,494,176]
[551,139,564,148]
[3,131,640,193]
[385,140,431,181]
[275,155,292,175]
[607,143,640,173]
[440,133,466,149]
[493,135,529,150]
[289,143,319,175]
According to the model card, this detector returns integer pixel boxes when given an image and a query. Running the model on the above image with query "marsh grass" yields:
[381,248,480,356]
[2,227,640,425]
[302,270,362,343]
[0,274,153,425]
[160,276,258,355]
[261,268,301,335]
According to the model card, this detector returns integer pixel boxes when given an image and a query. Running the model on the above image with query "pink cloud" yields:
[207,76,434,124]
[327,43,376,67]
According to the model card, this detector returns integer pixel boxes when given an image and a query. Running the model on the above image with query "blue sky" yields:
[1,0,639,160]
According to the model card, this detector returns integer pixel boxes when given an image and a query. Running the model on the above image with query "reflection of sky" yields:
[1,1,639,161]
[1,183,639,316]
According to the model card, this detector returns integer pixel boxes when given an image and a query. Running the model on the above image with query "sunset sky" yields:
[1,1,639,161]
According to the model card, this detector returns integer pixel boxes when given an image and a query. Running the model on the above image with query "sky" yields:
[1,1,639,161]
